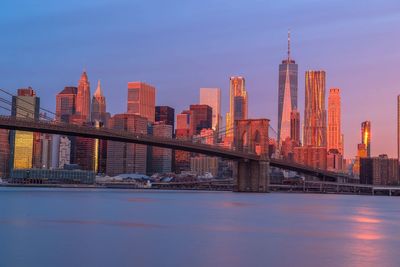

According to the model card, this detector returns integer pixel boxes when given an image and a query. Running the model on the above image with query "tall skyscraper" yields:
[152,122,173,174]
[127,82,156,123]
[91,80,110,126]
[361,121,371,157]
[56,86,78,122]
[200,88,221,132]
[226,77,247,141]
[327,88,343,154]
[303,71,327,147]
[106,114,148,176]
[76,71,91,121]
[155,106,175,132]
[278,31,298,145]
[189,104,212,135]
[10,88,40,169]
[398,95,400,161]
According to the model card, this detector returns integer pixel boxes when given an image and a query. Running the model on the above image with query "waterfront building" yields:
[190,156,219,177]
[200,88,221,132]
[303,71,327,147]
[155,106,175,132]
[106,113,148,176]
[361,121,371,157]
[76,71,91,122]
[360,155,399,185]
[10,168,95,184]
[189,104,212,135]
[327,88,343,154]
[10,87,40,170]
[278,31,298,145]
[127,82,156,123]
[152,122,173,174]
[58,136,71,168]
[226,76,248,142]
[175,128,191,173]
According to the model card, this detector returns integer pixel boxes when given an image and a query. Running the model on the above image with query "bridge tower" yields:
[234,119,270,192]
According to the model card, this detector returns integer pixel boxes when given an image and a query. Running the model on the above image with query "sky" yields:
[1,0,400,158]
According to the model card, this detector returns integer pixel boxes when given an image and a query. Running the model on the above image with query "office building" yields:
[303,71,327,147]
[106,114,148,176]
[360,155,399,185]
[0,130,10,177]
[327,88,343,154]
[91,80,110,126]
[278,31,298,145]
[290,110,300,145]
[361,121,371,157]
[56,86,78,122]
[152,122,173,174]
[10,88,40,170]
[226,76,247,141]
[127,82,156,123]
[189,104,212,135]
[200,88,221,132]
[293,146,327,170]
[155,106,175,132]
[76,71,91,122]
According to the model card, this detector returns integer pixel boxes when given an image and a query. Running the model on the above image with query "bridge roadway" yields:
[0,116,351,184]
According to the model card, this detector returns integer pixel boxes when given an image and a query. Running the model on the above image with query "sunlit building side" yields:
[361,121,371,157]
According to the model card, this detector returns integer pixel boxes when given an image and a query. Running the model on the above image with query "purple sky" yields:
[1,0,400,158]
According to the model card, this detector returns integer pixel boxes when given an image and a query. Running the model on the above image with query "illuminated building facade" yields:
[398,95,400,161]
[361,121,371,157]
[200,88,221,132]
[293,146,327,170]
[327,88,343,154]
[189,104,212,135]
[226,76,247,142]
[278,31,298,145]
[76,71,91,122]
[106,114,148,176]
[56,86,77,122]
[127,82,156,123]
[10,88,40,170]
[303,71,327,147]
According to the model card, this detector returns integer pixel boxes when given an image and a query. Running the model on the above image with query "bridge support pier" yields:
[234,159,270,193]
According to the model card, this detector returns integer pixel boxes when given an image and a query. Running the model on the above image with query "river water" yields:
[0,187,399,267]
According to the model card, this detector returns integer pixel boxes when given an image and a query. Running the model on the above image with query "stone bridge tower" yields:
[233,119,270,192]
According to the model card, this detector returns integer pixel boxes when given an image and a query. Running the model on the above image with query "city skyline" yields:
[1,1,400,158]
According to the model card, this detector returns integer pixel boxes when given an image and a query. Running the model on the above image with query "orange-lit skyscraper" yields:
[76,71,91,122]
[361,121,371,157]
[290,110,300,145]
[200,88,221,132]
[278,31,298,145]
[303,71,327,147]
[127,82,156,123]
[327,88,343,154]
[226,76,247,141]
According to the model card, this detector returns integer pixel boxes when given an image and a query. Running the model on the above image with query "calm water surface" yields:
[1,188,400,267]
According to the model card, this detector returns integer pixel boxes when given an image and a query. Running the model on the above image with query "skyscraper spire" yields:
[287,29,291,61]
[94,80,103,97]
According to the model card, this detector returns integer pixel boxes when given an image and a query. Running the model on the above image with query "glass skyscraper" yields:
[278,31,298,145]
[303,71,327,147]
